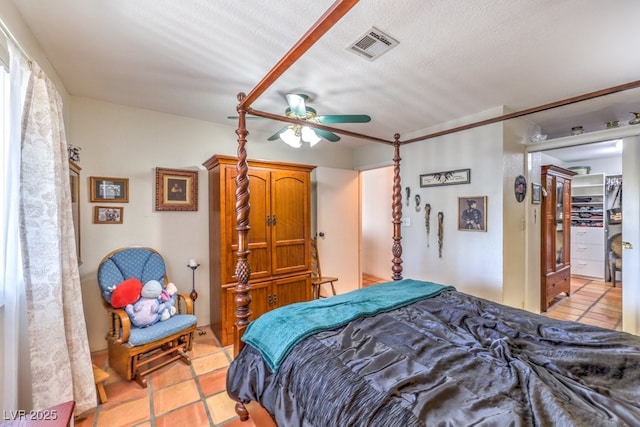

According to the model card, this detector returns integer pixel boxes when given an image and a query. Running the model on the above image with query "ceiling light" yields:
[301,126,321,147]
[279,125,322,148]
[280,128,302,148]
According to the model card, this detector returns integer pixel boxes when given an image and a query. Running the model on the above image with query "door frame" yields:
[527,127,640,334]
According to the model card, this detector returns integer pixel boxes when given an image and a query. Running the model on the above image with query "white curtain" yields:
[19,59,96,412]
[1,39,30,413]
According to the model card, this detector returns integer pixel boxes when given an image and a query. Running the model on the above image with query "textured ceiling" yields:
[9,0,640,148]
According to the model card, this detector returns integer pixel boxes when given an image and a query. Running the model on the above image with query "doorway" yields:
[530,135,639,335]
[361,166,394,282]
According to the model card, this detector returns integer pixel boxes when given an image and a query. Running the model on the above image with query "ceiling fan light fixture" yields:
[280,127,302,148]
[301,126,321,146]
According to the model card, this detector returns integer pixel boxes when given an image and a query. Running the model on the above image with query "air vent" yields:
[348,27,399,61]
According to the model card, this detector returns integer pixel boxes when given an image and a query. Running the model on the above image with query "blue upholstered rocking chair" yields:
[98,247,197,387]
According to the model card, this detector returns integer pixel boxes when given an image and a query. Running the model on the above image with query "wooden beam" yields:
[401,79,640,144]
[239,0,359,110]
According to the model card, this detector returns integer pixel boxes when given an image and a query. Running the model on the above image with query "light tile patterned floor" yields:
[543,276,622,330]
[77,275,620,426]
[75,327,266,427]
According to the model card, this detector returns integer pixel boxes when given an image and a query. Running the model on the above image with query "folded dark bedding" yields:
[228,290,640,426]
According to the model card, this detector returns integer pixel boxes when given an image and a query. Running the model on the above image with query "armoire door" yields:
[225,166,271,282]
[270,169,310,275]
[272,275,311,308]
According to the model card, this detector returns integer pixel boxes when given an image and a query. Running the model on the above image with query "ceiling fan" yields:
[229,94,371,148]
[270,94,371,147]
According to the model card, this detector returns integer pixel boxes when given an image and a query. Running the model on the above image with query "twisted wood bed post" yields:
[391,135,403,280]
[233,93,251,421]
[233,93,252,355]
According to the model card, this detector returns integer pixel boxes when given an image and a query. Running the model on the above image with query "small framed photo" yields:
[90,176,129,203]
[531,183,542,204]
[94,206,123,224]
[458,196,487,232]
[155,167,198,211]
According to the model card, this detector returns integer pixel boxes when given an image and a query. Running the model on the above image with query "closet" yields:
[541,165,576,311]
[204,155,315,345]
[570,173,605,279]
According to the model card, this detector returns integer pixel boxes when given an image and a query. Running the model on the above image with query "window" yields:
[0,64,8,306]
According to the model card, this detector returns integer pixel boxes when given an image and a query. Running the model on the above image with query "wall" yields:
[361,166,393,280]
[355,107,520,302]
[501,117,529,308]
[70,97,357,351]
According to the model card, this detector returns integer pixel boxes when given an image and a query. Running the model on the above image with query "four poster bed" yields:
[225,1,640,425]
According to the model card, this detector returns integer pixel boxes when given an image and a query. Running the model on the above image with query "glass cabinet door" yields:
[555,180,564,266]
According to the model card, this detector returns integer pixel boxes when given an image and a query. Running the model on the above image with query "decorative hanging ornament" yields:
[415,194,421,212]
[405,187,411,206]
[424,203,431,247]
[514,175,527,203]
[437,212,444,258]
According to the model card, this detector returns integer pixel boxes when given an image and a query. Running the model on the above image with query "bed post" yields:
[391,135,403,280]
[233,93,251,421]
[233,93,252,357]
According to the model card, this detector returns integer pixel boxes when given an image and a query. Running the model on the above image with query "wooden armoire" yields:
[203,155,316,345]
[540,165,576,312]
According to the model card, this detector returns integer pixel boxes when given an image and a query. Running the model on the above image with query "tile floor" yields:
[543,276,622,330]
[76,327,277,427]
[77,274,620,426]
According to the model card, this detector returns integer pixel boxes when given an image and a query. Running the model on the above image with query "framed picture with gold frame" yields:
[90,176,129,203]
[69,160,82,264]
[155,167,198,211]
[94,206,123,224]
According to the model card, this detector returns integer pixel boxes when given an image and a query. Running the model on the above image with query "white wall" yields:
[355,108,512,302]
[361,166,393,280]
[70,97,358,351]
[501,117,529,308]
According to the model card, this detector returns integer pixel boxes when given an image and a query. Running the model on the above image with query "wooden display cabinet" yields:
[541,165,576,311]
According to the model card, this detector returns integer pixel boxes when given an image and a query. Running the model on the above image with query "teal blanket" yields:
[242,279,455,372]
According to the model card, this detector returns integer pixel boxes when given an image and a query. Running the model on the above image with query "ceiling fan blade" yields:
[286,94,308,117]
[268,126,290,141]
[316,114,371,124]
[315,129,341,142]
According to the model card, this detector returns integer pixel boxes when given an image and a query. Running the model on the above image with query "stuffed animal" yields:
[110,278,143,308]
[160,282,178,321]
[125,280,166,328]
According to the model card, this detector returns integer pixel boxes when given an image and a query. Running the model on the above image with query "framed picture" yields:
[420,168,470,188]
[155,167,198,211]
[90,176,129,203]
[458,196,487,232]
[531,183,542,204]
[94,206,123,224]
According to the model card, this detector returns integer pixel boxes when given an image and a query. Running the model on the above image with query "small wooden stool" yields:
[92,364,109,404]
